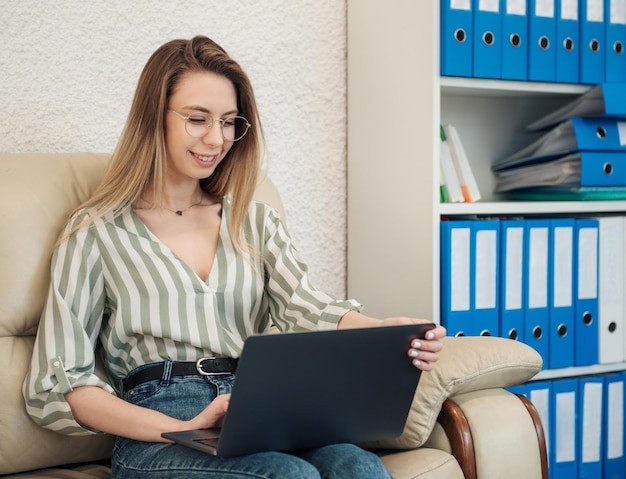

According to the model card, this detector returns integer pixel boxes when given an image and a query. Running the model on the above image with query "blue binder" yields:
[441,0,473,77]
[578,375,604,479]
[500,219,526,341]
[473,0,503,79]
[603,373,625,479]
[502,0,528,80]
[597,216,626,364]
[528,0,557,81]
[548,218,575,370]
[498,117,626,169]
[567,117,626,151]
[556,0,580,83]
[472,219,500,336]
[524,219,551,368]
[441,220,474,337]
[580,0,606,84]
[578,151,626,186]
[606,0,626,82]
[550,378,578,478]
[573,218,599,366]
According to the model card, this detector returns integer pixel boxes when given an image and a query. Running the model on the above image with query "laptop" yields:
[162,323,435,457]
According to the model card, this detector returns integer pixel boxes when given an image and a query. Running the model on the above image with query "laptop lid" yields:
[163,323,434,457]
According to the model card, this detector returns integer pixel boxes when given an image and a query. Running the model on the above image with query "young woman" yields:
[24,36,446,478]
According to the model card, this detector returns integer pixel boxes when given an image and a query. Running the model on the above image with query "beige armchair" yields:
[0,153,547,479]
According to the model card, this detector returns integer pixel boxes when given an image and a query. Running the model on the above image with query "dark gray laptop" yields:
[162,323,434,457]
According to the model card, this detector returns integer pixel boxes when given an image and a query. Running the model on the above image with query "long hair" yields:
[67,36,262,252]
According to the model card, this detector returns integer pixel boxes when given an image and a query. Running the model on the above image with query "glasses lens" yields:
[184,115,211,138]
[183,115,250,141]
[224,117,250,141]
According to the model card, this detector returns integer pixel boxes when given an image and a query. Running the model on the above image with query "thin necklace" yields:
[162,195,204,216]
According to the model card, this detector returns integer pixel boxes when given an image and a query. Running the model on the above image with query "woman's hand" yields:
[184,393,231,431]
[378,317,446,371]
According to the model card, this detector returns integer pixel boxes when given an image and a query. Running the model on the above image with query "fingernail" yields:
[412,340,422,349]
[409,349,419,358]
[426,332,435,340]
[413,359,422,367]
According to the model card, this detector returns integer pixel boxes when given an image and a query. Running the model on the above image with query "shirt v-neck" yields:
[127,204,226,287]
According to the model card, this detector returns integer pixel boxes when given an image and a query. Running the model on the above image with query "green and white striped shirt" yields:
[24,198,360,435]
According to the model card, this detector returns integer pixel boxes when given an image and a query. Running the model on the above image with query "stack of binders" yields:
[441,0,626,84]
[491,82,626,199]
[441,213,626,371]
[442,212,626,369]
[509,373,625,478]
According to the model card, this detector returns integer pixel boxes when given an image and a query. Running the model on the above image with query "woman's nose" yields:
[202,121,224,146]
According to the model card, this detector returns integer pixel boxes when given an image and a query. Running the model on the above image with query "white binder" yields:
[597,216,626,363]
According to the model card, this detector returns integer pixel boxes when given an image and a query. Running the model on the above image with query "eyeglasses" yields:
[169,109,251,141]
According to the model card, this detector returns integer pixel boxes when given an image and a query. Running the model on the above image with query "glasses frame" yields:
[169,109,251,142]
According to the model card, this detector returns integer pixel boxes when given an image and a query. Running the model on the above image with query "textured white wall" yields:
[0,1,348,297]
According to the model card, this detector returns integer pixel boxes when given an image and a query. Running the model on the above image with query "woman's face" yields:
[165,71,238,184]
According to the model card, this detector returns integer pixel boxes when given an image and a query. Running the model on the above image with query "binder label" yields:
[586,0,603,22]
[479,0,499,12]
[556,391,576,462]
[610,0,626,24]
[505,227,524,310]
[507,0,526,15]
[561,0,578,19]
[536,0,555,17]
[607,380,624,459]
[451,0,471,10]
[618,122,626,146]
[553,226,573,308]
[475,229,497,310]
[451,227,471,311]
[581,381,602,463]
[578,228,598,300]
[529,227,549,309]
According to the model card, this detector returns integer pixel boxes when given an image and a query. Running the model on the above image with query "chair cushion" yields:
[362,335,542,450]
[0,153,114,475]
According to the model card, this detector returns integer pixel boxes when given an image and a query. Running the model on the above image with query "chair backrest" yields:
[0,152,284,474]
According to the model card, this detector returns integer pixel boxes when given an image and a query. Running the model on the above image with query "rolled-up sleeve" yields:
[23,219,114,436]
[260,206,362,332]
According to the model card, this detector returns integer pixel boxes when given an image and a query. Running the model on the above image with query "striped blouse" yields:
[23,198,361,435]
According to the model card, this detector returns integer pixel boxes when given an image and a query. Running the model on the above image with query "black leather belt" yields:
[122,357,238,395]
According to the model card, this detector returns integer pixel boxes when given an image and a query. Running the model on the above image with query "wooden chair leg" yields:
[437,398,477,479]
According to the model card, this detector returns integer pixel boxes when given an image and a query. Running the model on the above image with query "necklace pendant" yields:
[176,210,183,216]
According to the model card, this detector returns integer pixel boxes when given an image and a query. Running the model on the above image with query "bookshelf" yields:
[346,1,626,380]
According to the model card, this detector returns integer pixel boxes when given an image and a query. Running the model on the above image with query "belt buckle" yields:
[196,357,230,376]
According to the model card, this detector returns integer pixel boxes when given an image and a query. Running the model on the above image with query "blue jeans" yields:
[112,362,392,479]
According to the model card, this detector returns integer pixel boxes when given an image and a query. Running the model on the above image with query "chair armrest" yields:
[428,388,548,479]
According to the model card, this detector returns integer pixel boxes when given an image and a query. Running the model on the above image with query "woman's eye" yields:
[223,119,236,127]
[188,116,208,125]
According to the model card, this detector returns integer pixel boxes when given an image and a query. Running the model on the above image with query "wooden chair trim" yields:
[437,398,477,479]
[514,393,549,479]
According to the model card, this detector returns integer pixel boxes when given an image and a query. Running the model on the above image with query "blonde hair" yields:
[68,36,262,252]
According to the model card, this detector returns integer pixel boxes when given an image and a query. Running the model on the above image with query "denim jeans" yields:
[112,361,392,479]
